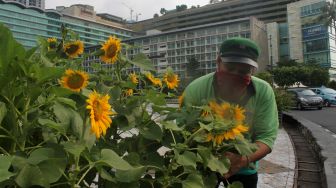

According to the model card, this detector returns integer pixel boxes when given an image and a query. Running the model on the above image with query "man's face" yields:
[218,61,255,76]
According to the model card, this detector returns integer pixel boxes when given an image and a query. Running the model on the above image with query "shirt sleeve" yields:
[252,84,279,150]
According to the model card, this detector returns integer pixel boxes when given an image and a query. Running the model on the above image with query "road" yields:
[289,105,336,134]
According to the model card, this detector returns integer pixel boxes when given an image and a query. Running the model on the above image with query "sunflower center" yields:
[68,74,85,89]
[106,43,118,58]
[167,75,175,82]
[49,42,57,49]
[66,44,79,54]
[93,100,103,121]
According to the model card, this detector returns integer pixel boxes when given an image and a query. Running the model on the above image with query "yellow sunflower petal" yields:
[63,40,84,58]
[129,73,139,84]
[164,71,179,89]
[101,36,121,64]
[86,91,114,138]
[60,69,89,92]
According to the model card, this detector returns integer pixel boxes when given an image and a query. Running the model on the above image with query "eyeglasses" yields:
[223,63,254,75]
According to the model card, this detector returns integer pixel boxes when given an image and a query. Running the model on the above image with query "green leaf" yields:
[100,149,132,170]
[129,53,155,71]
[234,139,257,156]
[139,121,163,141]
[25,46,38,59]
[15,164,49,188]
[161,121,182,131]
[115,166,146,183]
[56,97,77,109]
[207,155,230,175]
[0,102,7,125]
[53,102,72,129]
[99,168,116,182]
[70,110,84,139]
[28,148,55,165]
[62,141,86,158]
[82,119,96,150]
[176,151,197,169]
[227,181,244,188]
[38,160,65,183]
[109,86,122,101]
[0,156,15,182]
[182,174,204,188]
[38,118,66,134]
[34,67,65,84]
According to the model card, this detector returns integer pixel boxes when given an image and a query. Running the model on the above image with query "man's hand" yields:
[223,152,247,179]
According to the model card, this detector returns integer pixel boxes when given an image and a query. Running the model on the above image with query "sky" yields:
[45,0,210,21]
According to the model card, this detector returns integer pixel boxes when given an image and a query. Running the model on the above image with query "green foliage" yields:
[273,88,294,112]
[328,80,336,90]
[254,71,273,85]
[273,61,330,87]
[0,24,249,188]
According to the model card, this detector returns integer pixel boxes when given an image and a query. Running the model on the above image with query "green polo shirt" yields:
[183,72,279,175]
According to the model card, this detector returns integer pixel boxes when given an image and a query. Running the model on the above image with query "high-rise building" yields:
[287,0,336,78]
[3,0,44,9]
[84,17,269,77]
[0,1,136,48]
[132,0,300,33]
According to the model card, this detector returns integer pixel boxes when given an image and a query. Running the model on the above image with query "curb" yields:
[283,112,336,188]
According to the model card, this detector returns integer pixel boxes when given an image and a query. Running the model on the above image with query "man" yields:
[183,37,279,188]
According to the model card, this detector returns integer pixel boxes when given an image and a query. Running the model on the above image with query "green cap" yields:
[220,37,260,68]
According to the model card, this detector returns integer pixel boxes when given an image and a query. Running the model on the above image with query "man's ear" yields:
[216,55,222,65]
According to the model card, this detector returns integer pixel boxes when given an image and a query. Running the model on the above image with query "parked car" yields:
[287,88,323,110]
[310,86,336,107]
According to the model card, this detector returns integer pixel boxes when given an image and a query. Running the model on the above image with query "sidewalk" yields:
[258,128,295,188]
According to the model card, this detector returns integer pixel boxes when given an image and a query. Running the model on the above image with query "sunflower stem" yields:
[185,127,205,145]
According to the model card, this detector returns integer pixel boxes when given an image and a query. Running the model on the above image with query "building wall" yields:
[0,1,134,48]
[118,17,268,79]
[132,0,299,32]
[4,0,44,9]
[287,0,336,73]
[267,22,280,66]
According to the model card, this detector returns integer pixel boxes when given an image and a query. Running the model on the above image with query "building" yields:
[287,0,336,78]
[84,17,269,79]
[3,0,44,9]
[131,0,300,33]
[0,1,136,48]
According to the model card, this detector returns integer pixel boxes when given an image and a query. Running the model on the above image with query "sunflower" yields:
[60,69,89,92]
[101,36,121,64]
[164,71,179,89]
[205,101,249,145]
[206,124,249,145]
[145,72,162,87]
[47,37,57,51]
[209,101,231,118]
[233,105,245,122]
[129,73,138,84]
[124,89,133,97]
[86,91,114,138]
[63,40,84,58]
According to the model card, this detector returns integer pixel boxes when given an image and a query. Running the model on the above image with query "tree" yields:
[255,71,273,85]
[153,13,159,18]
[178,57,202,92]
[176,4,188,11]
[277,58,299,67]
[328,80,336,89]
[273,64,330,87]
[160,8,167,15]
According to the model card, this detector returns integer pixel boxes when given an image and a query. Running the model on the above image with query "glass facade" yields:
[0,2,134,48]
[300,1,335,68]
[278,23,290,60]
